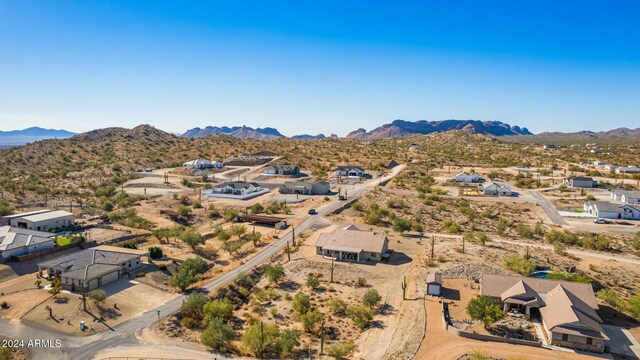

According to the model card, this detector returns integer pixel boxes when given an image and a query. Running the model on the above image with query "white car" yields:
[593,218,609,224]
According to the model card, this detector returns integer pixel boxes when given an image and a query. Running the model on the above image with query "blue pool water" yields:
[531,271,550,279]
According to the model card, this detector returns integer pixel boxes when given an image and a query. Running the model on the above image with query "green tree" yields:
[277,328,300,357]
[247,231,262,246]
[346,305,373,329]
[181,231,205,250]
[306,274,320,289]
[292,292,311,315]
[251,203,265,214]
[216,229,232,242]
[178,206,192,218]
[362,289,382,310]
[466,296,505,328]
[203,298,234,325]
[265,263,285,285]
[392,218,412,235]
[170,266,198,291]
[201,317,234,351]
[148,246,163,259]
[326,297,348,316]
[0,200,15,217]
[300,310,323,333]
[180,292,207,320]
[223,209,239,221]
[241,322,280,358]
[230,224,247,240]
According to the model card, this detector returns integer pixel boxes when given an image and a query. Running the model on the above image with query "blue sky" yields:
[1,1,639,136]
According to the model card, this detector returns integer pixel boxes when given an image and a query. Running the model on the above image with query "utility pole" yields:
[292,226,296,246]
[286,241,291,262]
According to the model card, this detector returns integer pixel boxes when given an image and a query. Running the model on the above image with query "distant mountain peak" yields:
[0,127,76,145]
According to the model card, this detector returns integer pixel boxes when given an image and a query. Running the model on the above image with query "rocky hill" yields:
[346,120,532,139]
[0,126,76,145]
[181,126,285,140]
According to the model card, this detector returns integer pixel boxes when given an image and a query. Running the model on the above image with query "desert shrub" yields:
[88,289,106,304]
[203,298,234,325]
[201,317,234,351]
[265,263,285,284]
[300,310,322,333]
[346,305,373,329]
[504,254,535,276]
[181,292,207,320]
[362,289,382,309]
[326,297,348,316]
[292,292,311,315]
[325,341,357,360]
[148,246,163,259]
[306,274,320,289]
[242,321,280,358]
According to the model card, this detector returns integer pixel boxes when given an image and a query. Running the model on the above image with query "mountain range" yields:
[0,127,76,145]
[346,119,532,139]
[181,126,286,140]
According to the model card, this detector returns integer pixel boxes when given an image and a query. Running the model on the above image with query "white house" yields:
[0,226,56,260]
[335,166,366,178]
[183,158,213,169]
[454,172,480,183]
[263,165,300,175]
[213,181,262,195]
[584,201,640,220]
[615,166,640,174]
[593,161,605,167]
[7,210,74,231]
[211,161,224,169]
[481,182,512,196]
[611,190,640,205]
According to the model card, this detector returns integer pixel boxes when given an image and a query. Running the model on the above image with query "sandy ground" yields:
[0,289,53,320]
[414,296,608,360]
[22,279,177,336]
[92,345,226,360]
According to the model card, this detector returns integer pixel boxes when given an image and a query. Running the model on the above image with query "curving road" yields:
[0,165,405,360]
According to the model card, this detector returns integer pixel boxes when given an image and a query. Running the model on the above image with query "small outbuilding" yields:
[426,272,443,296]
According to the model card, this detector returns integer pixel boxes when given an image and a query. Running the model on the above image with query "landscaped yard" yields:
[55,237,72,246]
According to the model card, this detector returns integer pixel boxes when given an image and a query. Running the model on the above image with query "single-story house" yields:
[583,201,640,220]
[316,229,389,262]
[593,161,605,167]
[263,165,300,175]
[543,144,559,149]
[480,182,512,196]
[279,181,330,195]
[335,166,366,178]
[610,190,640,204]
[454,172,480,183]
[426,272,443,296]
[565,176,596,188]
[481,274,607,353]
[183,159,213,169]
[212,181,262,195]
[7,210,74,231]
[615,166,640,174]
[0,226,56,260]
[38,246,147,292]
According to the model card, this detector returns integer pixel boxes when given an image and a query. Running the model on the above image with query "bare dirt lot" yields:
[21,279,176,336]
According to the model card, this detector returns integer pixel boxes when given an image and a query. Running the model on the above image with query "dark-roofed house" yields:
[316,229,389,262]
[583,201,640,220]
[263,165,300,176]
[38,246,147,292]
[0,226,56,260]
[279,181,330,195]
[565,176,596,188]
[481,274,607,352]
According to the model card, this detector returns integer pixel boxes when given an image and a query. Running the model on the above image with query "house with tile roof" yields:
[481,274,607,352]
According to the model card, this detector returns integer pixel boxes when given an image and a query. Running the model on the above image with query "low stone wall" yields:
[441,302,542,348]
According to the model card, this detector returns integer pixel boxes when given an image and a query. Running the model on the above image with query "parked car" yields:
[308,209,317,215]
[339,195,347,200]
[593,218,609,224]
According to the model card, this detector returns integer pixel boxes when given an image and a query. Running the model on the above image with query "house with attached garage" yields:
[315,228,389,262]
[481,274,607,353]
[454,172,480,183]
[565,176,596,188]
[4,210,74,231]
[583,201,640,220]
[263,165,300,176]
[610,190,640,205]
[335,166,366,178]
[480,182,512,196]
[38,246,148,292]
[183,158,213,169]
[615,166,640,174]
[279,181,330,195]
[213,181,263,195]
[0,226,56,260]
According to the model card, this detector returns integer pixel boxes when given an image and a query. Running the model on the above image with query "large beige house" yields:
[315,228,389,262]
[481,274,607,353]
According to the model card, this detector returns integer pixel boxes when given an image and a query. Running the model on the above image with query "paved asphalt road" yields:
[529,190,568,226]
[0,165,405,360]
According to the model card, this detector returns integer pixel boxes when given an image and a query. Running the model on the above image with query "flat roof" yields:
[2,209,53,221]
[17,210,73,223]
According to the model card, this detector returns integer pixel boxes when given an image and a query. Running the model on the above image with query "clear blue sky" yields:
[1,1,639,136]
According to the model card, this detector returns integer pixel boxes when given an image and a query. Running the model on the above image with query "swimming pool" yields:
[531,271,550,279]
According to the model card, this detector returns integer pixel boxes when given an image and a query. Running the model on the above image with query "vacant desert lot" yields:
[22,279,176,336]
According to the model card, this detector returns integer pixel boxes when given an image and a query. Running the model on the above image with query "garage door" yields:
[101,270,120,287]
